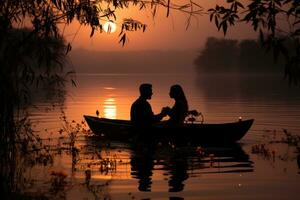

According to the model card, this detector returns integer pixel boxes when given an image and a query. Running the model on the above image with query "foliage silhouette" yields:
[208,0,300,83]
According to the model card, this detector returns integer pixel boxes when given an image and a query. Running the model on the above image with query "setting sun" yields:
[103,21,117,33]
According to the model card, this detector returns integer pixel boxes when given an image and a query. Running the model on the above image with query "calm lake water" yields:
[27,73,300,199]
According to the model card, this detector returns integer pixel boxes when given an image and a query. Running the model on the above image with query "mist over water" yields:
[69,49,198,74]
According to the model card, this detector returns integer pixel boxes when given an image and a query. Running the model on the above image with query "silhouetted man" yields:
[130,83,166,128]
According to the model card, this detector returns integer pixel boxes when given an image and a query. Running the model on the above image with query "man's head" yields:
[139,83,153,100]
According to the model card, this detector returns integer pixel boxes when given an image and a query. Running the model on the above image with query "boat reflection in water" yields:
[84,134,253,193]
[129,141,253,192]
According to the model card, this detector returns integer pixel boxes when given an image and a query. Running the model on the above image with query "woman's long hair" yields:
[170,84,188,107]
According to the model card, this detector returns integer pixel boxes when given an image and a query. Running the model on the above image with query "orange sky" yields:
[62,0,257,51]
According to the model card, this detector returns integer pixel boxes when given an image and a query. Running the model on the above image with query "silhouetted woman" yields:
[165,84,188,126]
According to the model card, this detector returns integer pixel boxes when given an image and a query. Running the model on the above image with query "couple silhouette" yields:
[130,83,188,128]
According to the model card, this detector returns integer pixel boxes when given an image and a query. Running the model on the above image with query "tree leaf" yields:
[90,27,95,37]
[119,33,126,46]
[167,0,170,17]
[71,79,77,87]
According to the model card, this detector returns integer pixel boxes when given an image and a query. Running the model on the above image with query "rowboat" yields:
[84,115,254,144]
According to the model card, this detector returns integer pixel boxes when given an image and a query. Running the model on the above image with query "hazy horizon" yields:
[69,36,283,75]
[69,48,199,74]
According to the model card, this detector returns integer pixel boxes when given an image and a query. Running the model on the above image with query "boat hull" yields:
[84,115,254,144]
[84,116,254,144]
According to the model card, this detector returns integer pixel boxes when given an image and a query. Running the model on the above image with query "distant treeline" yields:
[70,49,197,74]
[194,37,284,73]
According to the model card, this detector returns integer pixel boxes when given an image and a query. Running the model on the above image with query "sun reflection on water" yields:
[103,98,117,119]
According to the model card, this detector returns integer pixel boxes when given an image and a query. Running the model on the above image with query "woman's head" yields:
[169,84,186,100]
